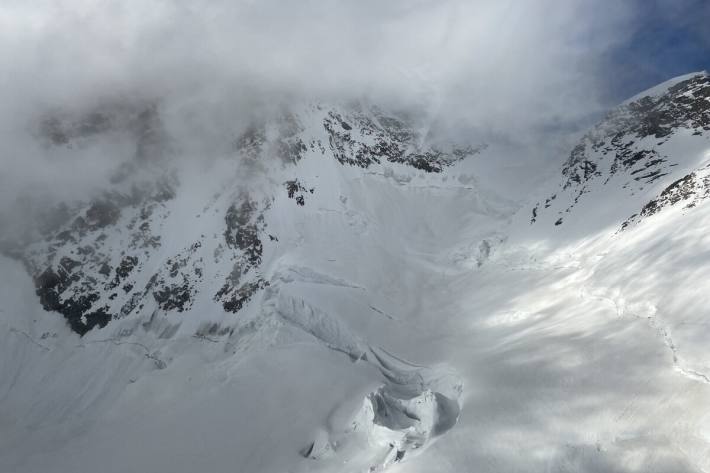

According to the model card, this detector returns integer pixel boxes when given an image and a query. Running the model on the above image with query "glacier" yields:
[1,72,710,473]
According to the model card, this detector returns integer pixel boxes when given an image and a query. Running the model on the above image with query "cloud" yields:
[0,0,637,129]
[0,0,676,241]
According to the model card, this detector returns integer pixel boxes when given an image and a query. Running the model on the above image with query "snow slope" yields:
[2,73,710,472]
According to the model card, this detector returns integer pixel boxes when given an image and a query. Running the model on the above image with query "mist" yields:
[0,0,685,243]
[3,4,710,472]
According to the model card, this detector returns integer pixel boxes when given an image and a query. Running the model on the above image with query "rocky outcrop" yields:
[621,164,710,230]
[12,101,483,336]
[322,108,479,172]
[532,72,710,227]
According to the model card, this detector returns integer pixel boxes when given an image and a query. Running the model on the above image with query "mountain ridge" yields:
[2,73,710,473]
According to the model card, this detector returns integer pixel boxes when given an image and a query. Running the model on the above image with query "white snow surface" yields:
[2,80,710,473]
[622,70,707,105]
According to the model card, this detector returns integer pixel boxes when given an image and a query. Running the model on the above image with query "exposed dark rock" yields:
[147,242,204,313]
[98,262,111,277]
[115,256,138,280]
[536,73,710,225]
[562,145,601,189]
[85,202,121,232]
[234,113,307,163]
[23,102,486,336]
[215,195,270,314]
[221,278,269,313]
[33,267,110,336]
[152,282,192,312]
[234,126,266,159]
[621,168,710,230]
[323,109,480,172]
[224,196,265,267]
[59,257,80,273]
[285,179,311,206]
[276,138,308,164]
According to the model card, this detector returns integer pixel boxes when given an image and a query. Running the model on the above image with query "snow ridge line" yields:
[7,327,51,352]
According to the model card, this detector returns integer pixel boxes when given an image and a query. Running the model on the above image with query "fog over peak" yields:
[0,0,695,239]
[2,0,635,127]
[3,4,710,472]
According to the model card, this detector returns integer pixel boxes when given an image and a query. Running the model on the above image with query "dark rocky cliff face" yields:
[22,73,709,338]
[13,103,479,336]
[531,72,710,227]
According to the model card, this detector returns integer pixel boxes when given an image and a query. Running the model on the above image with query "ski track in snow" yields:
[78,338,168,369]
[7,327,51,352]
[645,315,710,385]
[580,284,710,385]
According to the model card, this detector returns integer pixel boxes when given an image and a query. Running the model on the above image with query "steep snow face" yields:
[3,74,710,473]
[529,72,710,237]
[13,103,483,337]
[513,70,710,394]
[1,101,500,472]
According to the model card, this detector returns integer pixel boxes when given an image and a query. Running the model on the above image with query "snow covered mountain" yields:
[530,72,710,235]
[2,72,710,473]
[13,103,486,337]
